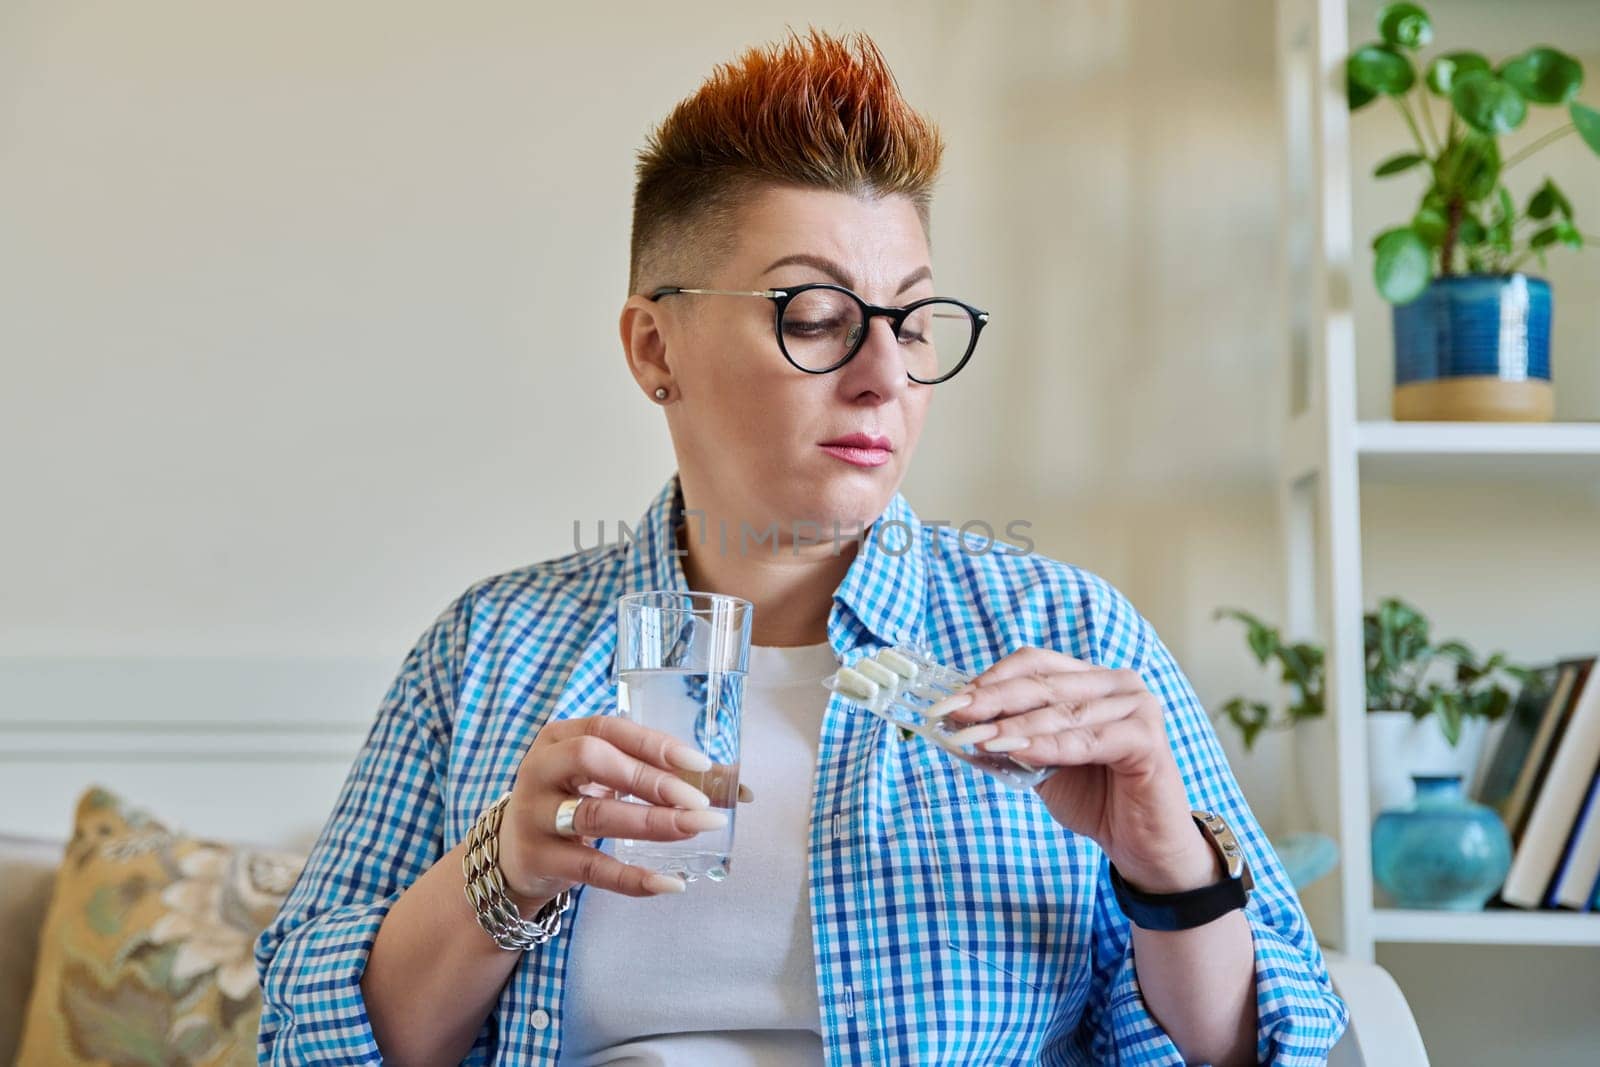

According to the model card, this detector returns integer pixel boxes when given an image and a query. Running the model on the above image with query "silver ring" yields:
[554,797,583,838]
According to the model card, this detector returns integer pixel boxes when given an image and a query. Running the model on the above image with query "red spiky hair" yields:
[628,26,946,296]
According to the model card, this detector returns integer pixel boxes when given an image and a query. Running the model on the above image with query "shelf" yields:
[1372,908,1600,947]
[1356,422,1600,483]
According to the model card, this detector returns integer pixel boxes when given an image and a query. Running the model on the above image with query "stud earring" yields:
[654,387,669,401]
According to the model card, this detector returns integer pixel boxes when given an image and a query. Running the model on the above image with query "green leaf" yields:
[1412,203,1449,246]
[1435,133,1501,200]
[1531,224,1562,249]
[1350,44,1417,96]
[1379,3,1433,50]
[1348,69,1377,111]
[1499,47,1584,105]
[1375,152,1427,177]
[1572,101,1600,157]
[1488,186,1516,254]
[1556,219,1584,249]
[1427,52,1492,95]
[1458,213,1487,246]
[1483,687,1514,720]
[1374,227,1433,303]
[1528,178,1572,220]
[1437,693,1464,746]
[1223,698,1271,752]
[1452,70,1528,134]
[1215,608,1278,665]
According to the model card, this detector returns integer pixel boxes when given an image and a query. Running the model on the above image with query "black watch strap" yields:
[1109,811,1253,932]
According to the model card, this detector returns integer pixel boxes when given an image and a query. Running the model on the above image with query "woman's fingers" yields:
[557,734,712,811]
[964,646,1097,688]
[942,667,1146,726]
[1006,714,1162,772]
[940,694,1158,767]
[538,837,693,897]
[934,687,1152,748]
[567,794,730,843]
[548,715,712,776]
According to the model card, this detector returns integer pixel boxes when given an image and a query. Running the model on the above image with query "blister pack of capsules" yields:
[821,645,1058,791]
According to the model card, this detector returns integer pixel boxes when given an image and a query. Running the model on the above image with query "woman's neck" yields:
[674,519,854,647]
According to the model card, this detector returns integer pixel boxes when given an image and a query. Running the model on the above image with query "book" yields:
[1476,665,1558,809]
[1499,659,1588,844]
[1549,763,1600,909]
[1502,660,1600,909]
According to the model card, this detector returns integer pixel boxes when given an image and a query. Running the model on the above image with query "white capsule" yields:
[875,649,919,680]
[831,666,879,703]
[854,659,899,693]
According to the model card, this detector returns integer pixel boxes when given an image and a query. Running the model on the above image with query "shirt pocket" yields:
[912,767,1095,995]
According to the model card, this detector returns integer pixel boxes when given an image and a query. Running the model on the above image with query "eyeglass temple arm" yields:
[647,287,789,301]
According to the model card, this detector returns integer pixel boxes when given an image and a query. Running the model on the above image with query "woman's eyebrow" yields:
[760,253,933,296]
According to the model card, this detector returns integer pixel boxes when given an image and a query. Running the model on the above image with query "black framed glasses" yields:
[648,282,989,385]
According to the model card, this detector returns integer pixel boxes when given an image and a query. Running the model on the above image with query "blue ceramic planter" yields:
[1372,774,1511,910]
[1392,274,1554,421]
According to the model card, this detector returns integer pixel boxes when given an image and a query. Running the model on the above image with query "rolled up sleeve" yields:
[255,595,475,1065]
[1075,581,1349,1064]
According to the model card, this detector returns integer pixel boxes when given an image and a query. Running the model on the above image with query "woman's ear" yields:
[619,295,675,400]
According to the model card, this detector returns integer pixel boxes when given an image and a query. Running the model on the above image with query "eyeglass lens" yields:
[779,289,974,381]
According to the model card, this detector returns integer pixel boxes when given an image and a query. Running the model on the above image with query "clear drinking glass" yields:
[610,590,753,882]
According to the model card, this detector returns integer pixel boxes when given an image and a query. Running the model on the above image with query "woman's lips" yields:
[819,444,892,468]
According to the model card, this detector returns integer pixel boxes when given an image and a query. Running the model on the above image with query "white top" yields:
[558,641,839,1066]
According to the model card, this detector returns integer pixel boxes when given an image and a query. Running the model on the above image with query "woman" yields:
[256,27,1347,1066]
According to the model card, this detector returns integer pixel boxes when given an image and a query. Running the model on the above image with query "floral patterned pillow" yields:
[15,786,305,1066]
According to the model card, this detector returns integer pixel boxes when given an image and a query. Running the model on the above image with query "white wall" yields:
[0,0,1293,842]
[3,1,1598,1059]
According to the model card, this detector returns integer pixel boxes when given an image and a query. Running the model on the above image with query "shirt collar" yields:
[621,471,927,654]
[551,469,926,725]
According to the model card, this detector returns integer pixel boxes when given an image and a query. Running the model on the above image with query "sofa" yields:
[1,825,1428,1066]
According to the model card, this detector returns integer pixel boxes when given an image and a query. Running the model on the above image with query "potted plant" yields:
[1345,3,1600,421]
[1214,596,1533,815]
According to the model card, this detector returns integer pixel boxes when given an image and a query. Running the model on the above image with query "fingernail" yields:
[665,779,712,810]
[738,784,756,803]
[981,735,1032,753]
[679,809,730,832]
[943,722,999,747]
[644,874,687,894]
[668,747,713,773]
[924,693,974,721]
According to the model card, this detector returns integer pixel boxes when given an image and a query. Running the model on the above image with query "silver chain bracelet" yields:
[463,790,572,950]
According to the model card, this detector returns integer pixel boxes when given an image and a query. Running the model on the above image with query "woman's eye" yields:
[784,319,842,336]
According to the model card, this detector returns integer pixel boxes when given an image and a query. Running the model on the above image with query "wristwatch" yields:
[1109,810,1254,932]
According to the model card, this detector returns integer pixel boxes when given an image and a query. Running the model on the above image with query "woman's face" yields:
[631,184,936,544]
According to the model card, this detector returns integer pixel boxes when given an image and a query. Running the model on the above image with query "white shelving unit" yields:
[1274,0,1600,965]
[1371,908,1600,947]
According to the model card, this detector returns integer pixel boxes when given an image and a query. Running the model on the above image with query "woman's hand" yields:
[939,647,1220,893]
[496,716,753,903]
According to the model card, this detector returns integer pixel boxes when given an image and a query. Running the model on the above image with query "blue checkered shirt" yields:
[256,472,1348,1064]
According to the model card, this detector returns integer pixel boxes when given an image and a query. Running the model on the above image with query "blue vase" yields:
[1372,774,1512,910]
[1392,273,1553,421]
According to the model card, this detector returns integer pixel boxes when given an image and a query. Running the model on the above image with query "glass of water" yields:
[611,590,753,883]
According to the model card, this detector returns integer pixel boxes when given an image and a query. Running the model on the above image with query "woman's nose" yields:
[849,316,909,379]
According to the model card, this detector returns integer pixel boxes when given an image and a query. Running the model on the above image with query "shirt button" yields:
[531,1009,551,1030]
